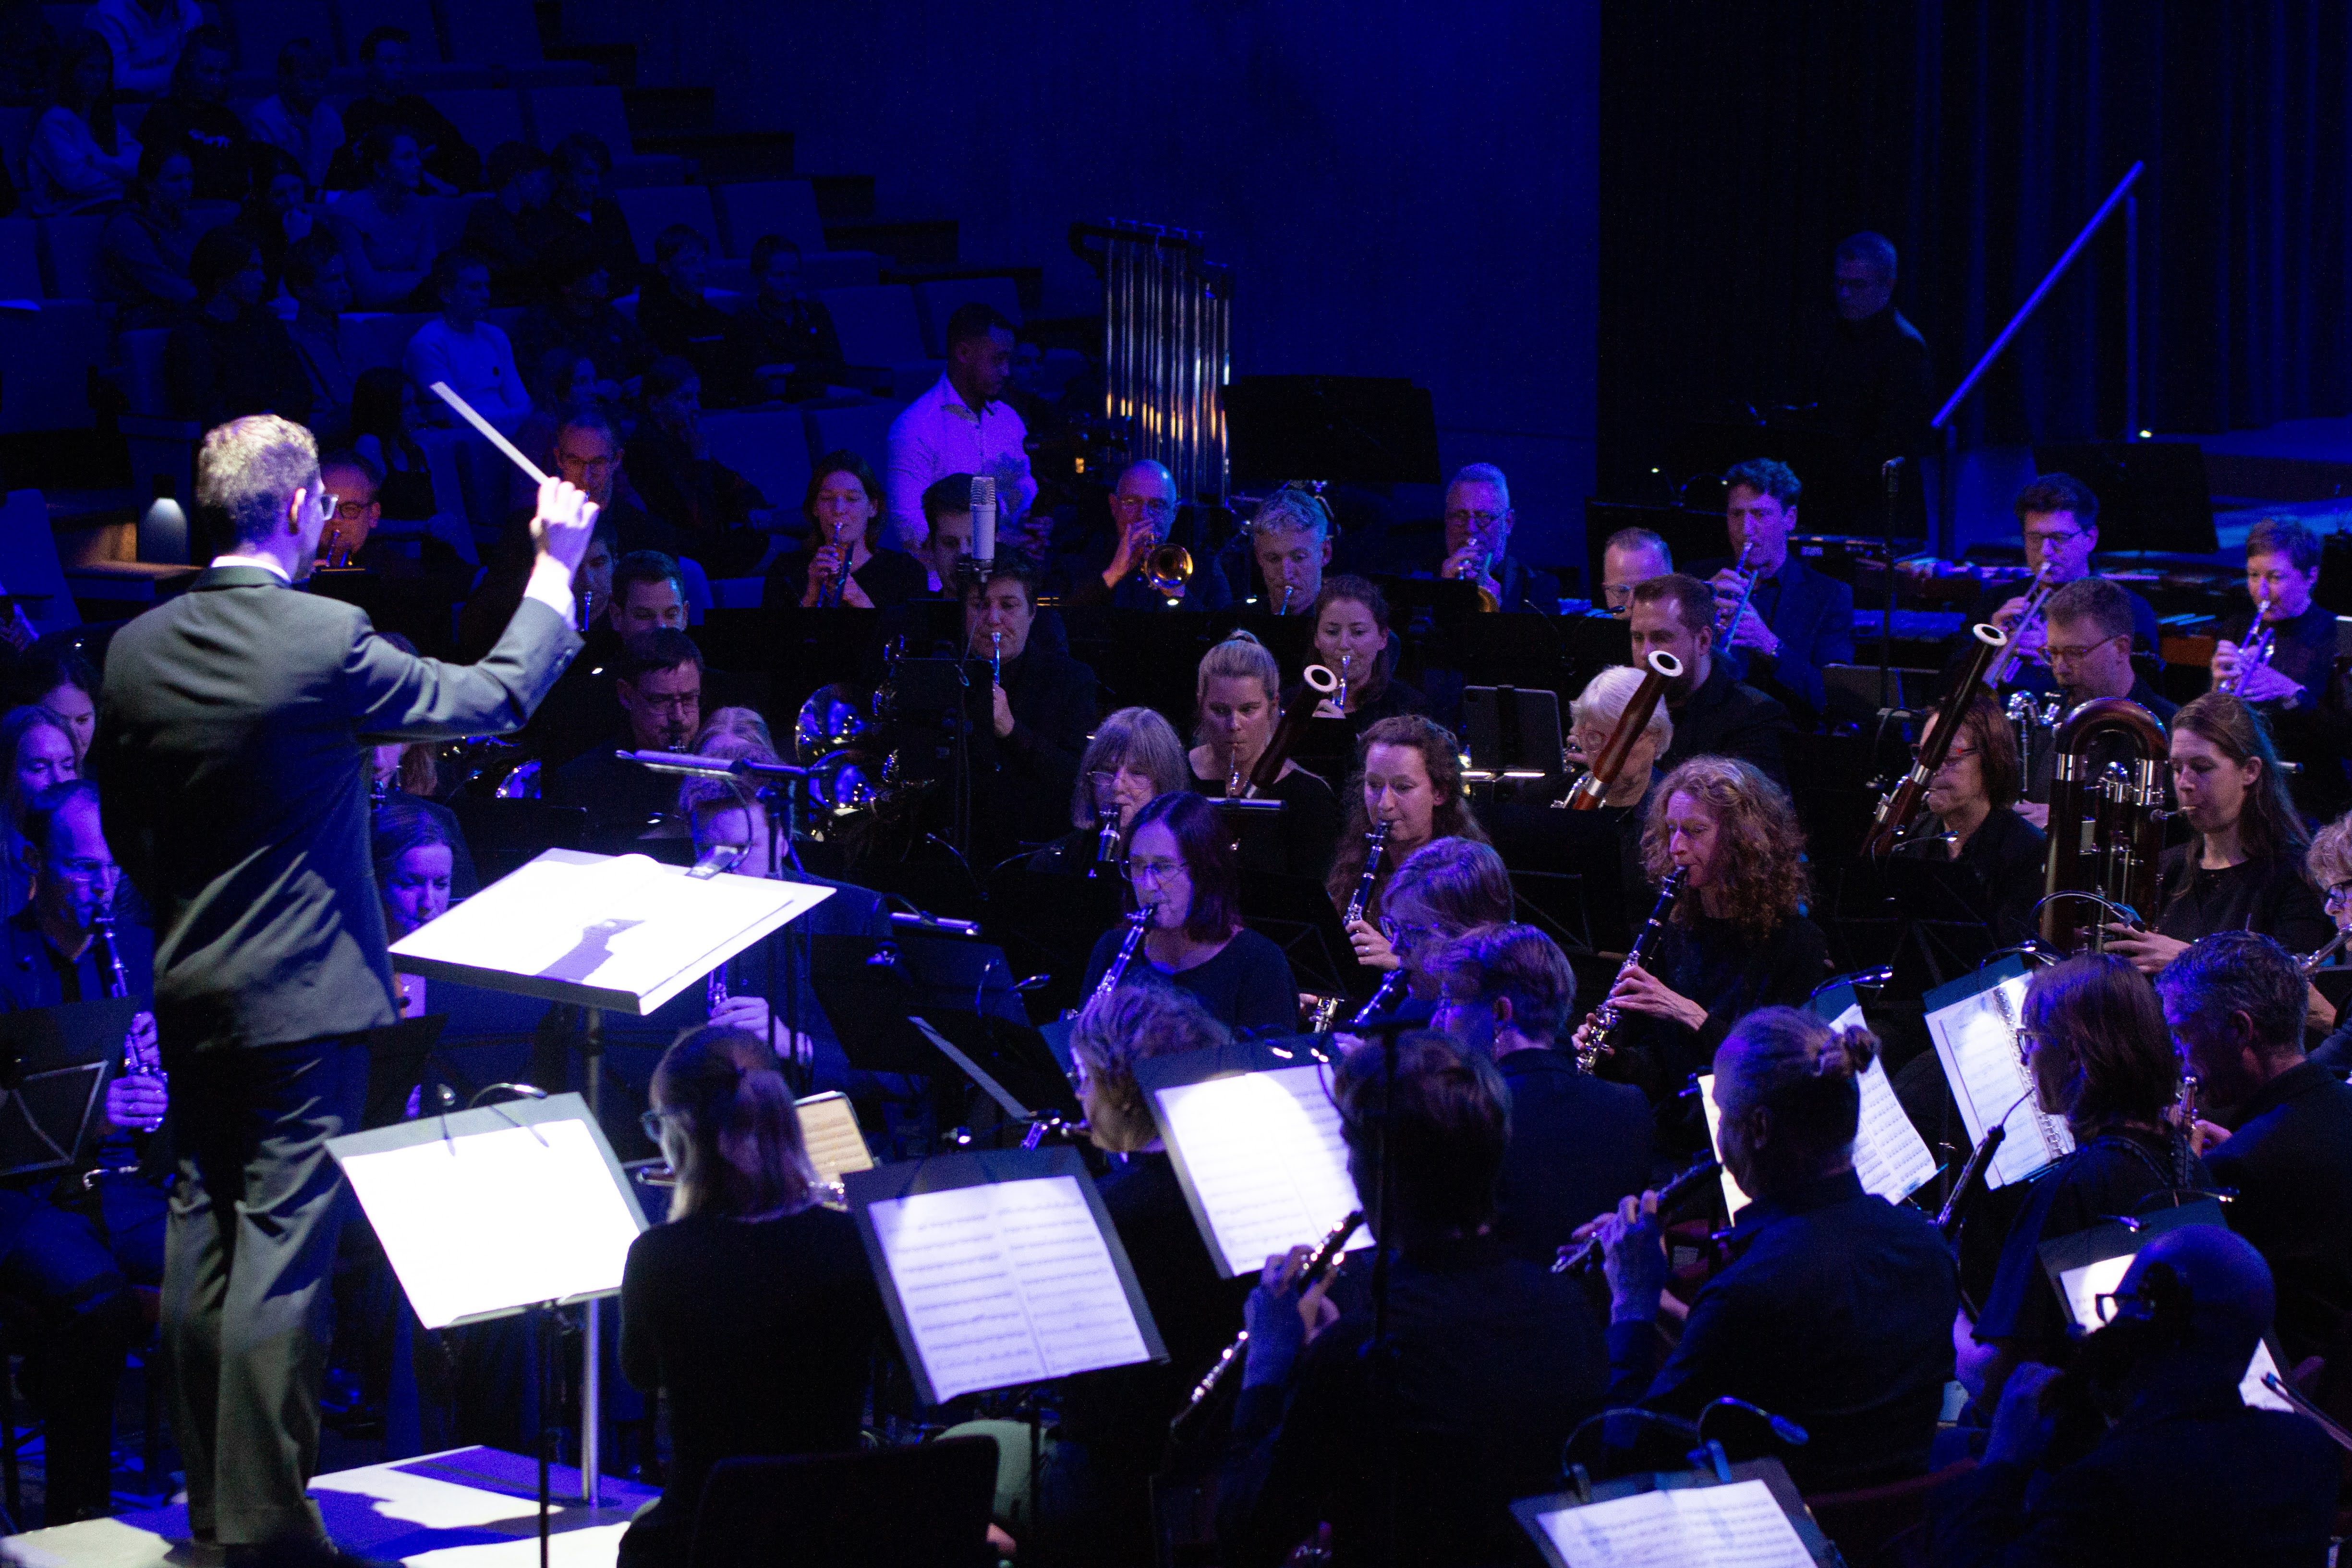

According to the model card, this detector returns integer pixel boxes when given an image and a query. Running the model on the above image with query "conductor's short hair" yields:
[198,414,320,548]
[1834,231,1898,279]
[618,628,702,684]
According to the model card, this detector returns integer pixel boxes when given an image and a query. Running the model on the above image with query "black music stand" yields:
[0,996,138,1179]
[1221,376,1442,486]
[1238,872,1363,1001]
[2033,440,2218,556]
[1462,686,1565,800]
[1877,856,2001,997]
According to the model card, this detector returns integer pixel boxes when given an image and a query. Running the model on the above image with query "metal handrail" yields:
[1932,160,2146,430]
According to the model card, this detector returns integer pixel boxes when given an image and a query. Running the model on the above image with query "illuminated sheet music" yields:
[1150,1064,1374,1277]
[865,1175,1151,1402]
[1926,969,2072,1188]
[2055,1252,2295,1413]
[1815,1000,1940,1203]
[1535,1479,1815,1568]
[795,1092,874,1188]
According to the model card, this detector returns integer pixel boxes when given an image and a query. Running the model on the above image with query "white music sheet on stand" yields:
[1151,1064,1375,1278]
[865,1174,1150,1402]
[1926,972,2072,1188]
[796,1092,873,1188]
[2053,1253,2296,1413]
[337,1116,643,1330]
[1535,1479,1815,1568]
[1814,1000,1940,1203]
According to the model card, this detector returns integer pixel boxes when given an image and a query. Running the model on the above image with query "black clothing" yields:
[1081,925,1297,1039]
[625,423,770,577]
[1657,659,1792,787]
[1607,1170,1958,1490]
[1056,507,1237,611]
[1027,825,1121,877]
[528,199,640,293]
[618,1207,885,1568]
[2203,1060,2352,1363]
[1620,912,1831,1094]
[728,292,846,401]
[135,99,251,201]
[0,901,156,1011]
[1976,1127,2203,1370]
[1691,551,1856,721]
[975,643,1099,857]
[1186,764,1342,882]
[164,306,314,430]
[547,741,688,851]
[1930,1386,2337,1568]
[1802,304,1933,462]
[1416,556,1558,614]
[637,274,747,401]
[333,95,481,194]
[518,298,650,395]
[764,545,928,612]
[1278,674,1431,778]
[2219,602,2351,822]
[1899,806,2048,947]
[460,198,543,307]
[2150,846,2331,955]
[1491,1047,1651,1265]
[1221,1231,1609,1568]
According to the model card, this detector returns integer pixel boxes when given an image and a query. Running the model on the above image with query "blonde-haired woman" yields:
[1185,630,1338,877]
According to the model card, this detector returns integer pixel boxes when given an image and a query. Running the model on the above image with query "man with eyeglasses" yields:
[1597,526,1673,620]
[1431,462,1557,613]
[1058,459,1230,610]
[1690,457,1855,722]
[1962,473,2160,693]
[546,627,703,850]
[2013,576,2178,828]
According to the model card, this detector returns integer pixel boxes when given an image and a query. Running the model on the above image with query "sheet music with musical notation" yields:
[1534,1479,1816,1568]
[863,1174,1152,1403]
[1149,1063,1375,1278]
[1813,999,1940,1203]
[1925,967,2072,1188]
[794,1092,873,1188]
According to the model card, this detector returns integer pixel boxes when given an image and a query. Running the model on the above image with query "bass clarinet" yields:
[1176,1208,1363,1429]
[1578,867,1685,1071]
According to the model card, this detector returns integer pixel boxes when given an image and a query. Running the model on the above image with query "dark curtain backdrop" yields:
[1599,1,2352,498]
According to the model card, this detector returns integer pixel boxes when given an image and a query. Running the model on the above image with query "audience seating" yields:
[332,0,434,55]
[910,277,1021,360]
[424,89,529,158]
[612,184,716,263]
[0,106,36,195]
[442,0,594,88]
[811,285,938,399]
[709,179,879,289]
[221,0,331,75]
[805,400,903,471]
[0,219,42,300]
[0,490,79,638]
[35,214,105,301]
[337,309,432,376]
[522,85,684,185]
[116,326,203,528]
[0,296,103,432]
[702,408,812,514]
[687,1437,1000,1568]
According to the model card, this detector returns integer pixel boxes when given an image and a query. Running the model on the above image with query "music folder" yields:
[1132,1039,1375,1279]
[845,1147,1165,1407]
[1513,1457,1839,1568]
[1924,956,2073,1189]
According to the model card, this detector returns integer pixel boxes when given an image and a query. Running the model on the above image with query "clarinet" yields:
[1176,1208,1363,1428]
[94,909,133,1005]
[1091,812,1123,879]
[1552,1156,1721,1275]
[1579,867,1686,1071]
[990,630,1003,688]
[706,956,729,1014]
[1091,907,1152,1002]
[1936,1123,2006,1241]
[1343,821,1394,928]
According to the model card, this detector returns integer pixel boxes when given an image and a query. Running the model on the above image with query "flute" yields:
[1552,1156,1721,1275]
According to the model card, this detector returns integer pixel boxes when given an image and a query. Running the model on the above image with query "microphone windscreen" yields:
[970,475,996,507]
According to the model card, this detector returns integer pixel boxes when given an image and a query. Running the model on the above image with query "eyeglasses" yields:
[1911,744,1980,770]
[332,499,375,520]
[1113,496,1174,517]
[634,692,700,715]
[2091,1288,2147,1325]
[1601,583,1638,607]
[55,858,120,886]
[1124,858,1188,886]
[2327,880,2352,908]
[639,1107,681,1143]
[2024,527,2087,549]
[1445,509,1506,529]
[1379,916,1440,949]
[2043,635,2124,664]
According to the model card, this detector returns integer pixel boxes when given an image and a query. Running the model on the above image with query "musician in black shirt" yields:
[1896,693,2048,946]
[1629,574,1792,788]
[2209,517,2350,823]
[1184,632,1339,879]
[966,565,1099,859]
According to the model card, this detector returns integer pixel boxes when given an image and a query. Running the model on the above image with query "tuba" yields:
[2038,697,2170,953]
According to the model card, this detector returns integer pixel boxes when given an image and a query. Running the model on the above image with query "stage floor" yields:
[0,1448,655,1568]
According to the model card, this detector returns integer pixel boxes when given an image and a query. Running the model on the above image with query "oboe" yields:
[990,629,1003,688]
[1177,1208,1362,1427]
[1552,1156,1721,1275]
[1342,821,1394,928]
[1934,1123,2005,1240]
[1092,906,1152,1001]
[1579,868,1686,1071]
[2222,588,2278,697]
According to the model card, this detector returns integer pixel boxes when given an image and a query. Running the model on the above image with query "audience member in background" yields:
[1431,462,1557,613]
[965,564,1097,858]
[1324,716,1485,941]
[164,226,311,429]
[244,37,340,194]
[911,471,974,593]
[1222,1032,1607,1567]
[1598,1008,1957,1489]
[406,249,530,427]
[94,141,196,326]
[1029,706,1189,875]
[1299,575,1427,736]
[1432,923,1651,1265]
[2157,932,2352,1373]
[1933,1226,2335,1568]
[27,31,136,216]
[637,225,742,400]
[0,0,59,109]
[533,406,670,558]
[532,132,636,292]
[282,231,355,440]
[227,146,311,294]
[617,1025,883,1568]
[1341,837,1514,1007]
[330,124,434,308]
[1693,458,1855,722]
[1967,954,2200,1412]
[331,27,477,194]
[1895,692,2047,946]
[1184,631,1339,879]
[1630,572,1793,787]
[350,367,445,527]
[1599,525,1673,618]
[520,230,648,400]
[1045,984,1249,1565]
[132,25,243,199]
[884,303,1035,553]
[2210,516,2351,823]
[732,235,844,401]
[370,796,456,1018]
[85,0,198,99]
[546,628,703,848]
[629,358,774,576]
[1,704,77,914]
[462,142,551,307]
[7,645,95,762]
[1062,459,1229,610]
[764,450,921,609]
[1233,484,1332,613]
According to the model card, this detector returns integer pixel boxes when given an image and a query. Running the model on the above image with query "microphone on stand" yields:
[970,475,997,570]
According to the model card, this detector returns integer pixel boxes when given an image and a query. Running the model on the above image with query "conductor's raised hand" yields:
[531,476,599,574]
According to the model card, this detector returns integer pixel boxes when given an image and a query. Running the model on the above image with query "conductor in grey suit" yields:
[91,413,597,1554]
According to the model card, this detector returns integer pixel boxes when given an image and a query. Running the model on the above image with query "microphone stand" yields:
[1879,456,1903,713]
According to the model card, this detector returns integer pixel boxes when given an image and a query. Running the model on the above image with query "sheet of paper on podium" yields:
[328,1092,647,1329]
[389,848,833,1014]
[1134,1042,1374,1279]
[1924,957,2072,1188]
[1530,1479,1817,1568]
[847,1147,1165,1406]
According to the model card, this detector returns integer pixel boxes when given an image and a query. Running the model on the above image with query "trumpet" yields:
[1342,821,1394,929]
[1982,562,2057,689]
[1092,906,1153,1001]
[1715,541,1761,640]
[2220,589,2278,697]
[1091,809,1123,879]
[94,908,133,1004]
[1146,542,1193,600]
[1335,651,1352,713]
[1552,1155,1720,1275]
[814,543,847,608]
[1565,650,1681,810]
[1579,868,1686,1071]
[577,586,596,634]
[1176,1209,1362,1428]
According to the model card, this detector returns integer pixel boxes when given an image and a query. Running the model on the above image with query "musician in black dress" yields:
[619,1026,885,1568]
[1290,575,1429,741]
[2100,693,2330,975]
[1896,693,2047,945]
[762,450,926,611]
[1080,791,1297,1037]
[1967,954,2202,1416]
[1028,706,1189,876]
[1324,714,1486,948]
[2208,517,2349,821]
[1185,631,1338,879]
[1046,984,1250,1566]
[1575,756,1830,1101]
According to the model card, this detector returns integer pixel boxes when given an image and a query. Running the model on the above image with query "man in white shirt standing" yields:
[405,250,531,428]
[884,303,1036,554]
[244,38,342,194]
[85,0,201,99]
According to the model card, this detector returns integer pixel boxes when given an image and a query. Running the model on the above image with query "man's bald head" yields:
[1111,460,1179,544]
[2120,1225,2274,1374]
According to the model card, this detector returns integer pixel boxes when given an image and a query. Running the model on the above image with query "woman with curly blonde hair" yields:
[1575,755,1830,1103]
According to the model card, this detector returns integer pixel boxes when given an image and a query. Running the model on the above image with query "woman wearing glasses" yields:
[2097,693,2330,976]
[1964,954,2202,1418]
[1892,693,2046,946]
[1079,790,1297,1038]
[2307,814,2352,1070]
[1029,707,1189,876]
[1186,632,1339,878]
[1349,838,1515,1012]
